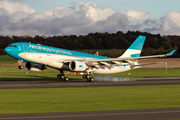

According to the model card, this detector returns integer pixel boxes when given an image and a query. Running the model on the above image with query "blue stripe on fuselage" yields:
[5,42,110,61]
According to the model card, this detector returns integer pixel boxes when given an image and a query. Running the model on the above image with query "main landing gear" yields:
[57,70,94,82]
[82,74,94,82]
[57,70,69,81]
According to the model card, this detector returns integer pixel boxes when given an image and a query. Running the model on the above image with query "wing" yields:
[83,50,176,67]
[55,50,175,68]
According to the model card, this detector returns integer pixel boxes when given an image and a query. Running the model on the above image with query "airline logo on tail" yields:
[119,35,146,58]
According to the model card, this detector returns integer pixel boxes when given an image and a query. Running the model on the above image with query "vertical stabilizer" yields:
[119,35,146,58]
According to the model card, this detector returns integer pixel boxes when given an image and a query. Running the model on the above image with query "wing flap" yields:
[112,61,122,65]
[99,62,111,66]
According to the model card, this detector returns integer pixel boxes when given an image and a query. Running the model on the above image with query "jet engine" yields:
[69,61,87,72]
[25,62,46,72]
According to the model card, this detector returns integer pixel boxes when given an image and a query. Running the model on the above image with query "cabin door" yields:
[23,44,28,52]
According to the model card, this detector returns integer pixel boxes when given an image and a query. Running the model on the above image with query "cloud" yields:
[0,1,180,36]
[77,2,115,22]
[0,0,35,14]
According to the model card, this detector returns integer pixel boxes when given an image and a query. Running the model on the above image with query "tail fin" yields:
[119,35,146,58]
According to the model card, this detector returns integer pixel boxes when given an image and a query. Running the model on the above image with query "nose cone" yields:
[4,47,9,54]
[4,46,21,60]
[4,46,14,56]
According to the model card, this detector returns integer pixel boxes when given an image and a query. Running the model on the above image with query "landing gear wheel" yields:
[83,75,90,79]
[57,74,61,79]
[83,74,87,79]
[64,77,69,81]
[57,74,69,81]
[86,75,90,79]
[87,77,94,82]
[18,65,23,69]
[61,75,65,79]
[90,77,94,82]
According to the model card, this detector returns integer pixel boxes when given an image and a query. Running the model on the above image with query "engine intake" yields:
[25,62,46,72]
[69,61,87,72]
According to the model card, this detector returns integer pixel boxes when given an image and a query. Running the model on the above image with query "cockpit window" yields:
[9,45,17,48]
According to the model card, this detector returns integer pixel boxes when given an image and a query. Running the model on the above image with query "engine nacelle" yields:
[69,61,87,72]
[25,62,46,72]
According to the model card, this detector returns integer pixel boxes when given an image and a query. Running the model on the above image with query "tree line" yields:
[0,31,179,57]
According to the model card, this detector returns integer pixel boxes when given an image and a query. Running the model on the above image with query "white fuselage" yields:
[18,52,139,74]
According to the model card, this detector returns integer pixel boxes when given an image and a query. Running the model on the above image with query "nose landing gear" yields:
[18,60,23,69]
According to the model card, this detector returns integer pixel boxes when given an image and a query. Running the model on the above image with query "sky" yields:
[20,0,180,19]
[0,0,180,36]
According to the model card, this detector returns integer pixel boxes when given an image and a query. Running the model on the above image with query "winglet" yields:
[167,50,176,56]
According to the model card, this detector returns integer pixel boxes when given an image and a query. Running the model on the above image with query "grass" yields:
[113,68,180,78]
[1,67,180,81]
[0,66,27,72]
[0,66,56,72]
[0,72,82,81]
[0,85,180,114]
[0,55,17,64]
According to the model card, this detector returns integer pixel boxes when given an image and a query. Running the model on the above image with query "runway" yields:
[0,77,180,89]
[0,108,180,120]
[1,77,180,120]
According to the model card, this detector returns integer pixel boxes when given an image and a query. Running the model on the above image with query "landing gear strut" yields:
[82,74,94,82]
[18,60,23,69]
[57,69,69,81]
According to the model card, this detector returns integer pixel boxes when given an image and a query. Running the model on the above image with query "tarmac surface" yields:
[0,108,180,120]
[0,77,180,120]
[0,77,180,89]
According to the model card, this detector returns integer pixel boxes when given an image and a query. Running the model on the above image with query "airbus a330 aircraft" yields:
[4,35,175,82]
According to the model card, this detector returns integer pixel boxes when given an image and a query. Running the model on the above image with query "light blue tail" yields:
[119,35,146,58]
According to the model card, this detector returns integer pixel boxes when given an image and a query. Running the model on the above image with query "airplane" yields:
[4,35,176,82]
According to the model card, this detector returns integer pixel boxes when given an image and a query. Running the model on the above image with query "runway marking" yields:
[0,110,180,119]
